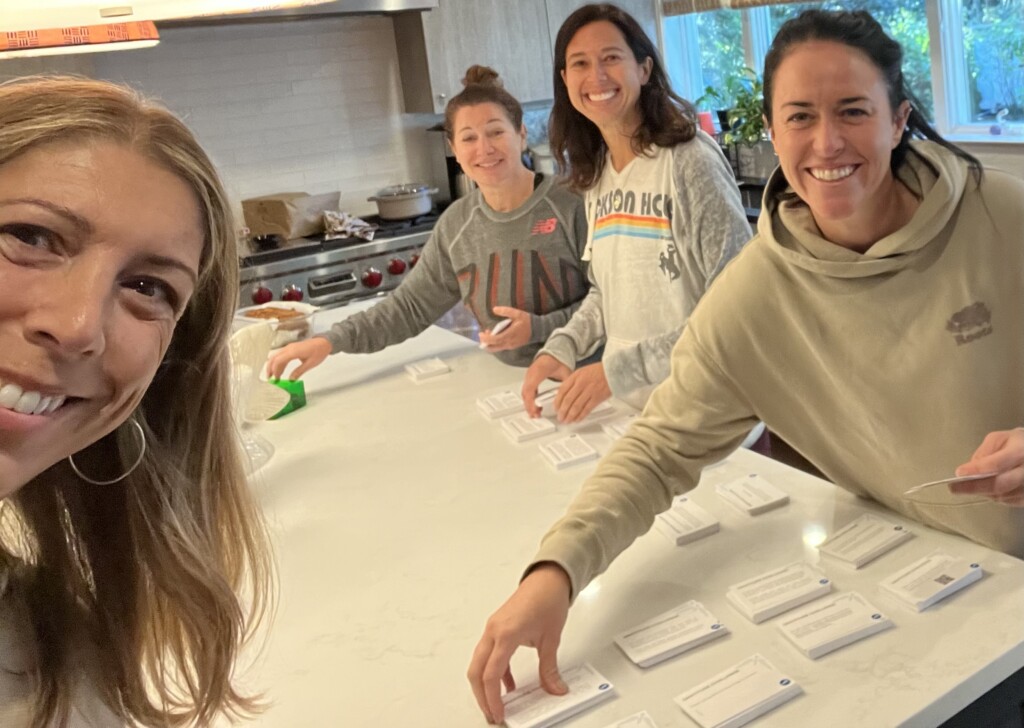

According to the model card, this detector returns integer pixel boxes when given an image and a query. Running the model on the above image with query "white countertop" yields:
[233,301,1024,728]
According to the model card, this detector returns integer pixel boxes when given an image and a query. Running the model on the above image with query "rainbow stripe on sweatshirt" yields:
[592,213,671,242]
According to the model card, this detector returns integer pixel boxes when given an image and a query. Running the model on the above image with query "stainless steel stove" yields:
[239,210,442,309]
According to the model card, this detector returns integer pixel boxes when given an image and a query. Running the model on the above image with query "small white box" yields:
[716,474,789,515]
[476,390,524,419]
[615,600,728,668]
[403,357,450,382]
[654,497,719,546]
[501,413,557,443]
[602,414,638,440]
[818,513,913,568]
[726,562,832,624]
[879,550,983,611]
[599,710,658,728]
[539,434,599,470]
[674,654,802,728]
[503,662,615,728]
[777,591,893,659]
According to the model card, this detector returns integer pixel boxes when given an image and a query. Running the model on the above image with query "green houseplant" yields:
[696,68,778,181]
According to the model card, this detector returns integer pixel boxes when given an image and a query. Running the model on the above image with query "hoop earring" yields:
[68,418,147,485]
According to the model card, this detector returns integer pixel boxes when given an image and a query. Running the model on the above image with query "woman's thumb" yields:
[537,643,567,695]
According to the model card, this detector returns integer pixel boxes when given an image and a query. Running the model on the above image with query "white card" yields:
[476,390,524,419]
[539,434,599,470]
[674,654,802,728]
[726,562,832,624]
[503,663,615,728]
[615,600,729,668]
[501,413,557,443]
[403,357,450,382]
[879,550,984,611]
[777,591,893,659]
[654,496,719,546]
[716,474,789,515]
[599,710,659,728]
[818,513,914,568]
[602,414,638,440]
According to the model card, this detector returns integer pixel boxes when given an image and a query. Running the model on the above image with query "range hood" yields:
[158,0,438,26]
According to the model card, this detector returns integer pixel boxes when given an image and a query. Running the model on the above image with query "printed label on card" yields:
[879,550,983,611]
[599,710,659,728]
[501,413,556,443]
[777,591,893,659]
[404,357,450,382]
[674,654,802,728]
[503,663,615,728]
[615,600,728,667]
[818,513,913,568]
[476,390,524,419]
[726,562,832,623]
[539,434,599,470]
[655,497,719,546]
[716,474,789,515]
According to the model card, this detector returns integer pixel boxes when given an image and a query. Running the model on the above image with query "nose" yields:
[813,116,844,157]
[25,260,109,358]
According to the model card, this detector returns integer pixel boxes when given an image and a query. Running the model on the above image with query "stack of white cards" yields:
[817,513,914,568]
[403,357,450,382]
[601,414,638,440]
[674,654,802,728]
[614,600,728,667]
[654,496,719,546]
[476,390,524,419]
[879,550,984,611]
[726,562,832,623]
[539,434,599,470]
[502,663,615,728]
[501,413,557,443]
[716,474,789,515]
[600,710,658,728]
[776,591,893,659]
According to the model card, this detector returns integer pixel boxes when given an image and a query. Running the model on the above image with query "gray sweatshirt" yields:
[538,133,751,407]
[322,175,588,366]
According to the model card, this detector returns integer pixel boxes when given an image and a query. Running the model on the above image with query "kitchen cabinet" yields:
[544,0,659,56]
[394,0,553,114]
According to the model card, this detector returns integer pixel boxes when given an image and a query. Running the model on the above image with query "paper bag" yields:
[242,191,340,239]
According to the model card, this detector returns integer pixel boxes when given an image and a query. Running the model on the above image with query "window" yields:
[662,0,1024,139]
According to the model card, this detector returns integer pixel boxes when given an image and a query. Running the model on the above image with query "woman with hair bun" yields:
[268,65,589,379]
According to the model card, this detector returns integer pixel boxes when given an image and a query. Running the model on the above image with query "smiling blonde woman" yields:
[0,76,272,728]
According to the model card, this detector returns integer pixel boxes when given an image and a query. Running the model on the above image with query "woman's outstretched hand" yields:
[467,563,572,724]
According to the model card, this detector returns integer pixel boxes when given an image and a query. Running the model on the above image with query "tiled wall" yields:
[0,16,439,230]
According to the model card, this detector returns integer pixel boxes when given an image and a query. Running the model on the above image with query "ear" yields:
[640,56,653,85]
[892,100,911,147]
[519,123,528,150]
[560,68,567,87]
[764,115,775,146]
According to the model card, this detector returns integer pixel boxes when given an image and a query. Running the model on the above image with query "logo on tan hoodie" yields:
[946,301,993,345]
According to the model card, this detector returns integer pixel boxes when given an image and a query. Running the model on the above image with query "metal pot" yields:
[367,183,438,220]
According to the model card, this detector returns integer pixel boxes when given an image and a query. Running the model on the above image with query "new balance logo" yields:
[531,217,557,235]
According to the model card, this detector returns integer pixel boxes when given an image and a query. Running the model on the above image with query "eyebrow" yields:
[0,197,94,235]
[781,96,872,108]
[141,253,199,286]
[567,45,625,60]
[457,118,507,133]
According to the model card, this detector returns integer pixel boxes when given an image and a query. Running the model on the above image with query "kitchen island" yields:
[233,301,1024,728]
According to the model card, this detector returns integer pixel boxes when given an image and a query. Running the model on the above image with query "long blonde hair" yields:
[0,76,273,727]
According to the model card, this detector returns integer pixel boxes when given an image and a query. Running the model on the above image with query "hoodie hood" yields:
[757,140,970,278]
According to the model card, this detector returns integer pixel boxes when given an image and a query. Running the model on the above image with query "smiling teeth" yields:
[811,166,855,181]
[588,90,616,102]
[0,382,66,415]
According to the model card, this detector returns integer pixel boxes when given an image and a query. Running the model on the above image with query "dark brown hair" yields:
[549,3,697,191]
[764,9,981,179]
[443,65,524,140]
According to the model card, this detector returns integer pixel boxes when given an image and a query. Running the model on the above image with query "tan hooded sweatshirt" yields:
[533,141,1024,598]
